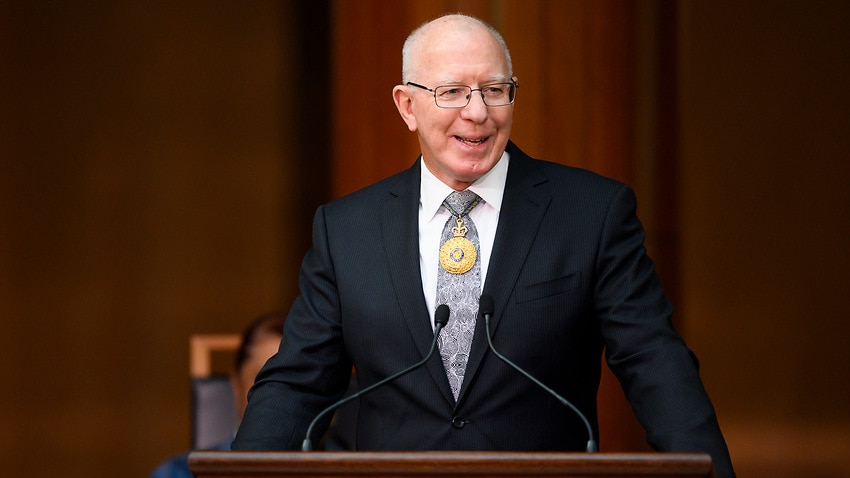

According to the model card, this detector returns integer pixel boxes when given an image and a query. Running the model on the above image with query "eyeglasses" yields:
[406,81,517,109]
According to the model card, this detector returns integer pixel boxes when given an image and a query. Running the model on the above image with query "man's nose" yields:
[461,90,489,121]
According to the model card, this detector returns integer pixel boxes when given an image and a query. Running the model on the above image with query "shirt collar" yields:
[420,150,509,218]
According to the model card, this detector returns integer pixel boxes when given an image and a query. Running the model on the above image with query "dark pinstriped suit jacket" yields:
[232,141,735,477]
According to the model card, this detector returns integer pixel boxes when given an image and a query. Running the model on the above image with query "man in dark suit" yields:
[232,13,735,478]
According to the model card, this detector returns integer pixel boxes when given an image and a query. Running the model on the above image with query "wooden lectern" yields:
[188,451,714,477]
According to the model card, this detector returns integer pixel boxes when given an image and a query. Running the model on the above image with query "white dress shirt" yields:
[419,151,509,327]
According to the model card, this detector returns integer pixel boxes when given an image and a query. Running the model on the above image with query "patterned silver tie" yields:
[436,190,483,401]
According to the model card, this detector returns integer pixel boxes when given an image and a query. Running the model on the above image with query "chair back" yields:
[190,334,241,450]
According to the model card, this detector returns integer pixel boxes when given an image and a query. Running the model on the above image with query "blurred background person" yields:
[150,311,288,478]
[150,310,357,477]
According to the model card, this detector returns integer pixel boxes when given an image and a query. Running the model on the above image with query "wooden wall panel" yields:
[330,1,416,198]
[0,2,320,476]
[678,1,850,475]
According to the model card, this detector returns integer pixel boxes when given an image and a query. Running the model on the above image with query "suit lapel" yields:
[381,160,456,404]
[457,144,551,405]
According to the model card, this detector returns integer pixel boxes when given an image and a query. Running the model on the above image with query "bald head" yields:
[401,14,512,84]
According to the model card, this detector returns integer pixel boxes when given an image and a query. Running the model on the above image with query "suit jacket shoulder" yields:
[322,159,421,221]
[503,141,628,201]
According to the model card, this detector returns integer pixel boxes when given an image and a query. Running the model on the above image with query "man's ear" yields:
[392,85,418,132]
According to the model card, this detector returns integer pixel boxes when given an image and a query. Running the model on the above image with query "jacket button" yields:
[451,416,466,429]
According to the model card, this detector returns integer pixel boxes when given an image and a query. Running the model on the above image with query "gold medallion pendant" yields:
[440,217,477,274]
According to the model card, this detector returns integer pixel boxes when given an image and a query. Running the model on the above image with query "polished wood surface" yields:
[189,451,714,478]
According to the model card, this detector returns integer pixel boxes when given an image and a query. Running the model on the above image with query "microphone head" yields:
[479,294,494,316]
[434,304,450,327]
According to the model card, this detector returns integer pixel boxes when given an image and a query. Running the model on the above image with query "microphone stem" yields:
[302,322,446,451]
[484,314,597,452]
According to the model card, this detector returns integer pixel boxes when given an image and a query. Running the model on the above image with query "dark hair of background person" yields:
[233,311,286,375]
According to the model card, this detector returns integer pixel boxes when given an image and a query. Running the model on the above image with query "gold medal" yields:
[439,217,477,274]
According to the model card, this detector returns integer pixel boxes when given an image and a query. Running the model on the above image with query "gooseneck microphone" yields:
[301,304,451,451]
[478,294,598,452]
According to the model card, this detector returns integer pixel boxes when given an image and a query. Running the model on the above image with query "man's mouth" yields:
[455,136,487,146]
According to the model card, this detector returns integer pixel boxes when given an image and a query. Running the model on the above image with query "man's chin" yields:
[450,163,492,184]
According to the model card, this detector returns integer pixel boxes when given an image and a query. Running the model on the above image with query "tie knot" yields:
[444,190,481,216]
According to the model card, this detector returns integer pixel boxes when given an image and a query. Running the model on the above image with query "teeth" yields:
[458,136,485,145]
